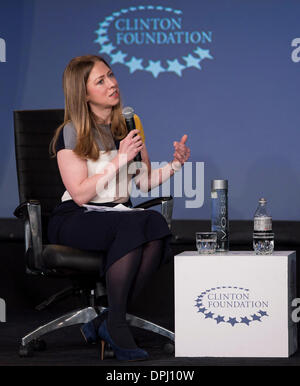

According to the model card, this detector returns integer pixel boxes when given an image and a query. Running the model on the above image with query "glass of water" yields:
[196,232,217,254]
[253,232,274,255]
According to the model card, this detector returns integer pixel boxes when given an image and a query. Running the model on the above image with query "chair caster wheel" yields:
[164,342,174,354]
[19,344,34,357]
[31,339,47,351]
[19,339,47,357]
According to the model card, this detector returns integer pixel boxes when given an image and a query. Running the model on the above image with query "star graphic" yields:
[145,60,165,78]
[99,43,116,55]
[251,314,262,322]
[240,316,251,326]
[99,21,110,28]
[227,317,239,326]
[194,47,213,60]
[94,35,109,45]
[125,56,144,73]
[198,307,206,313]
[215,315,225,324]
[110,50,127,64]
[167,59,185,76]
[95,27,108,35]
[258,310,268,317]
[204,312,214,319]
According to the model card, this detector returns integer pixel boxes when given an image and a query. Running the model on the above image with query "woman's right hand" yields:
[118,129,144,164]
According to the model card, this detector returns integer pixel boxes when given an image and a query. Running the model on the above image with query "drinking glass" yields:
[196,232,217,254]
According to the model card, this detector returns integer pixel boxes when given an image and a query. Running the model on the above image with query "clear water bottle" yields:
[211,179,229,251]
[253,198,274,254]
[253,198,272,233]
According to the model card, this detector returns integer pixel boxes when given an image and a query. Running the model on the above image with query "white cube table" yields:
[175,251,297,358]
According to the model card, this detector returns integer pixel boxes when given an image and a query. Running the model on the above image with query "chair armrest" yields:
[133,196,173,229]
[133,196,172,209]
[14,200,44,271]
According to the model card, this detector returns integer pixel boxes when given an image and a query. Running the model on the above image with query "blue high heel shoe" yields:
[98,320,149,361]
[80,309,108,344]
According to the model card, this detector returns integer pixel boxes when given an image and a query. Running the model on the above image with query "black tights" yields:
[105,239,163,349]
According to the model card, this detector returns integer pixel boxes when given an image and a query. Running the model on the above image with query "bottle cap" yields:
[211,179,228,190]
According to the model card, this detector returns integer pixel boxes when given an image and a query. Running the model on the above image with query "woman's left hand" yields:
[173,134,191,165]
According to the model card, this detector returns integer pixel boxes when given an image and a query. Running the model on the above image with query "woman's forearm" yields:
[135,161,181,192]
[72,154,126,205]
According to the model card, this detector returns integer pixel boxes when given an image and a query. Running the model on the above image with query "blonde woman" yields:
[48,55,190,361]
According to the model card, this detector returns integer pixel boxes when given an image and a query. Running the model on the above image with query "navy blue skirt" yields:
[47,200,173,275]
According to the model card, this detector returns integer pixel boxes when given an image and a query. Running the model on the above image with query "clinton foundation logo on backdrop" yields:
[94,5,213,77]
[195,286,269,327]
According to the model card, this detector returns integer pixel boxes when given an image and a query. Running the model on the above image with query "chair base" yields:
[21,306,98,347]
[126,313,174,342]
[20,306,174,352]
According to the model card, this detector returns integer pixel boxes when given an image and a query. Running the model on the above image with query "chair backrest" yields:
[14,109,65,218]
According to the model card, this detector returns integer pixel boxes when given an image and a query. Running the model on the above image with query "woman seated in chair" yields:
[48,55,190,361]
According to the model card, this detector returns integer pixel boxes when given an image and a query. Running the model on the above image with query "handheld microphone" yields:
[122,106,142,163]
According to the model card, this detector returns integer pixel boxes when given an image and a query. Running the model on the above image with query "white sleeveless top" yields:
[57,121,144,204]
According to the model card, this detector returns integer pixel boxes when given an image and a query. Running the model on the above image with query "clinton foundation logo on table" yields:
[195,286,269,327]
[94,5,213,77]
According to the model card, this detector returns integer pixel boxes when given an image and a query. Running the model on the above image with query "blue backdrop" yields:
[1,0,300,220]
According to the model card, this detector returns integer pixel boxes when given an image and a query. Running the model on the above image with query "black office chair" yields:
[13,109,175,357]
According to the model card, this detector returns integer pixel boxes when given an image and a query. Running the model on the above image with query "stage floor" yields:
[0,240,299,367]
[1,312,300,366]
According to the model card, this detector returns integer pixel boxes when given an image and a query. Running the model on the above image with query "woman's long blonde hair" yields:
[50,55,127,160]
